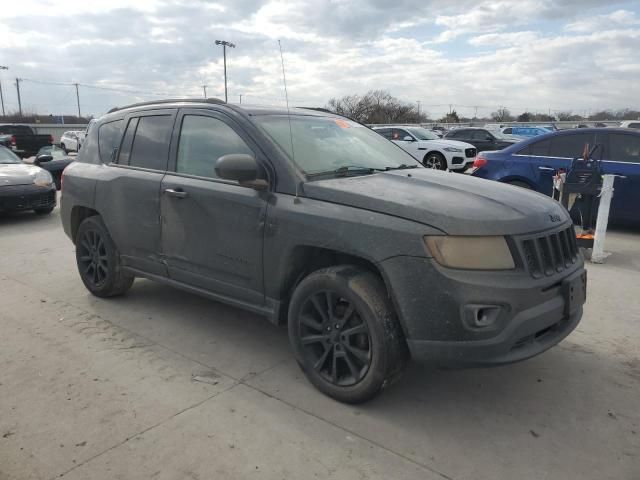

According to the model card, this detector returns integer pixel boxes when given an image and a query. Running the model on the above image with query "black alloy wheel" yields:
[77,228,109,289]
[298,291,372,386]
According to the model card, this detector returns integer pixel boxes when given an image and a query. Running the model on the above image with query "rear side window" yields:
[176,115,253,179]
[608,133,640,163]
[128,115,174,170]
[549,133,594,158]
[98,120,123,163]
[375,128,392,140]
[526,138,551,156]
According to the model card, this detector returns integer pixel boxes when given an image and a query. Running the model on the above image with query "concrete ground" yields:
[1,204,638,480]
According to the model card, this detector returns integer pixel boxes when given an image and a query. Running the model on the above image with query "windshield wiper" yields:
[306,165,386,178]
[383,164,419,171]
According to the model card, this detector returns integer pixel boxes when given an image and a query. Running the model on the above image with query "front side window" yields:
[393,129,411,141]
[549,133,594,158]
[128,115,174,170]
[375,128,393,140]
[471,130,492,141]
[254,115,418,177]
[176,115,253,179]
[98,120,123,163]
[407,127,439,140]
[608,133,640,163]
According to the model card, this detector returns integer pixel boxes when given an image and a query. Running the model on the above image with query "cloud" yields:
[0,0,638,118]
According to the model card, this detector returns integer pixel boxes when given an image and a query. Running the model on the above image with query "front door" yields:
[470,130,497,152]
[391,128,420,159]
[160,110,267,305]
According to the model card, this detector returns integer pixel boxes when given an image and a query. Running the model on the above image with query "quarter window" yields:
[98,120,123,163]
[608,133,640,163]
[176,115,253,179]
[128,115,174,170]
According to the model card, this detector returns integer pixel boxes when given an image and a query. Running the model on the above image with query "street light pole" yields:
[0,66,8,117]
[215,39,235,103]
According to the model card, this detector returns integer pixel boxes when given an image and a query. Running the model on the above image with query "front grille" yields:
[0,189,56,211]
[465,148,477,158]
[520,226,579,278]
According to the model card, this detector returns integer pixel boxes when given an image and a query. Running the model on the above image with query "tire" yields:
[34,206,54,215]
[75,216,134,297]
[423,152,447,170]
[288,265,408,403]
[506,180,532,189]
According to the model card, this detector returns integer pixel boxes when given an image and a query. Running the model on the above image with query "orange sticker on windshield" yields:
[334,119,351,129]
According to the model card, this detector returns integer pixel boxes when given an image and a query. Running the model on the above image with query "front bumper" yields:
[380,253,585,367]
[0,184,56,212]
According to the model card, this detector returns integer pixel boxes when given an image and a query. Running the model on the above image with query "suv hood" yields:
[0,163,41,186]
[303,169,569,235]
[417,139,475,150]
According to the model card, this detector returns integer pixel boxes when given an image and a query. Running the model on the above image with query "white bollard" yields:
[591,174,616,264]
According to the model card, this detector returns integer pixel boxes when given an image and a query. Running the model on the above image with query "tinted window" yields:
[393,129,411,140]
[0,125,33,135]
[129,115,173,170]
[549,133,593,158]
[448,130,465,138]
[98,120,123,163]
[116,118,139,166]
[176,115,253,179]
[471,130,492,140]
[375,128,393,140]
[528,138,551,156]
[608,133,640,163]
[628,123,640,129]
[503,128,512,134]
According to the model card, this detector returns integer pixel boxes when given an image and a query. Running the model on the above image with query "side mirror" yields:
[34,154,53,165]
[215,154,267,190]
[403,136,413,142]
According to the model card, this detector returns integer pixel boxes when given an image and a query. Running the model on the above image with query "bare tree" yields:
[491,107,513,122]
[326,90,429,124]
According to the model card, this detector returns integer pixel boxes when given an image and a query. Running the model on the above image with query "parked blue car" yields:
[471,128,640,226]
[501,126,552,137]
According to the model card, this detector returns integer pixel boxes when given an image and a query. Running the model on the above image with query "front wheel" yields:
[75,216,134,297]
[288,265,408,403]
[423,152,447,170]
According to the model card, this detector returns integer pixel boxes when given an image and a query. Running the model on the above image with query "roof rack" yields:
[107,98,225,114]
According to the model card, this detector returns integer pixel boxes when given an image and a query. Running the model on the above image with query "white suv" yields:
[373,126,477,171]
[619,120,640,129]
[60,130,85,152]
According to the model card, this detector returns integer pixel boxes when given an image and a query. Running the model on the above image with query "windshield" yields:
[254,115,420,177]
[406,127,439,140]
[0,147,22,164]
[37,145,67,160]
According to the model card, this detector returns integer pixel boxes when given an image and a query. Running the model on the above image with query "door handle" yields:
[538,166,555,171]
[163,188,188,199]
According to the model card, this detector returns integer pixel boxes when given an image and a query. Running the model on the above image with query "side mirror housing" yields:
[403,136,414,142]
[215,154,267,190]
[35,154,53,165]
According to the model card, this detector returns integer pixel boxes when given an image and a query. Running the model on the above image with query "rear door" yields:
[160,109,268,305]
[470,129,496,152]
[96,110,176,276]
[600,131,640,225]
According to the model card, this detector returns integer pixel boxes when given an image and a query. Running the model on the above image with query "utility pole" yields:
[202,85,207,98]
[215,39,235,103]
[416,100,421,116]
[15,78,22,118]
[474,106,478,119]
[74,83,81,117]
[239,94,242,104]
[0,66,7,117]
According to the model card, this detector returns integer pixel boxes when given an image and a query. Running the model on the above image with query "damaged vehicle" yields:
[60,99,587,403]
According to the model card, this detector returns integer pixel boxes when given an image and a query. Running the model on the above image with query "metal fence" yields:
[368,121,622,130]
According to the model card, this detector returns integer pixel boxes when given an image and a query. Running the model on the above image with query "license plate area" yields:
[563,270,587,316]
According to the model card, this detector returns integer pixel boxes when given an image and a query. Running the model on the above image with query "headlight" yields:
[34,169,53,187]
[424,236,515,270]
[443,147,462,152]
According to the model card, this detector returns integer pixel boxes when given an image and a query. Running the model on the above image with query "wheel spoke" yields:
[338,303,355,328]
[92,265,99,284]
[80,239,92,253]
[344,343,369,365]
[342,323,367,337]
[331,347,338,384]
[342,350,360,380]
[313,345,331,371]
[310,295,329,323]
[83,262,94,275]
[301,334,326,345]
[300,314,323,332]
[325,291,335,319]
[97,263,107,280]
[79,255,92,262]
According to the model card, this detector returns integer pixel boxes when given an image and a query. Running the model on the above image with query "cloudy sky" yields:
[1,0,639,119]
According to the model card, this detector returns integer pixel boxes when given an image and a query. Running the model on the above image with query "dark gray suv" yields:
[60,99,586,403]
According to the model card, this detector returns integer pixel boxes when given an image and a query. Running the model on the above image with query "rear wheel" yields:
[75,216,134,297]
[288,265,408,403]
[423,152,447,170]
[506,180,532,189]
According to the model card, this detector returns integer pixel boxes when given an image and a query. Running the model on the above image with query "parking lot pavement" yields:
[1,205,639,480]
